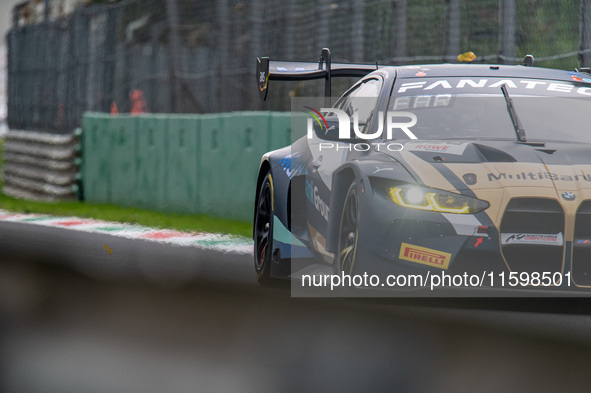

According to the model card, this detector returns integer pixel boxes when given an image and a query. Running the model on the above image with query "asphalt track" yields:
[2,220,591,392]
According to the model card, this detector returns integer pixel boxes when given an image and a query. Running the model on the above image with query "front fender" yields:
[326,158,417,252]
[253,146,293,239]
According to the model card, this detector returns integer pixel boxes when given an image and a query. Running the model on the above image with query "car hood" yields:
[376,140,591,226]
[390,140,591,193]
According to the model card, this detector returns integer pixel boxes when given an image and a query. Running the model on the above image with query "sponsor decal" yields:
[279,153,308,178]
[258,71,269,92]
[470,235,495,250]
[305,178,314,203]
[487,171,591,182]
[568,72,591,83]
[561,191,576,201]
[392,94,452,110]
[501,233,563,246]
[399,243,452,269]
[405,141,468,155]
[463,173,477,185]
[397,78,591,97]
[576,239,591,245]
[373,166,394,174]
[305,178,330,221]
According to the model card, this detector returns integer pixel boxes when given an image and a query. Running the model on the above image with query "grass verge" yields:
[0,194,252,237]
[0,138,252,237]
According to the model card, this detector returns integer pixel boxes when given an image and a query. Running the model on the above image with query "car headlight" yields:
[388,185,489,214]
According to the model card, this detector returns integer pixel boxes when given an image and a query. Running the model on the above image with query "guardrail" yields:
[2,130,81,200]
[82,112,300,222]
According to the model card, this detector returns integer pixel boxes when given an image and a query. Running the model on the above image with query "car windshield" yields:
[388,77,591,143]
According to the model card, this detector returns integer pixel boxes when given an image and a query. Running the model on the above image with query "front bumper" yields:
[354,187,506,277]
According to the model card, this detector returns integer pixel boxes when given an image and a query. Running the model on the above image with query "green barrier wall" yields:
[81,112,295,222]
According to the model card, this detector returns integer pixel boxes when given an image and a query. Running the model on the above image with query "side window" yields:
[332,84,362,114]
[349,78,382,126]
[331,78,383,133]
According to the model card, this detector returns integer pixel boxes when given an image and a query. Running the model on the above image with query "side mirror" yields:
[312,117,365,143]
[313,118,340,141]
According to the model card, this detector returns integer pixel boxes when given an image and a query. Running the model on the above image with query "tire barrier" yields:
[2,129,81,201]
[81,112,302,222]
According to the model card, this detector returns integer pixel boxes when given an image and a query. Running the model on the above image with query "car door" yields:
[304,77,384,253]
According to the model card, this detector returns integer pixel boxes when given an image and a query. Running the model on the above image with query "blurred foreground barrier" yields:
[2,130,80,200]
[82,112,300,222]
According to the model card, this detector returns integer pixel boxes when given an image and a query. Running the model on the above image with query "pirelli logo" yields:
[399,243,452,269]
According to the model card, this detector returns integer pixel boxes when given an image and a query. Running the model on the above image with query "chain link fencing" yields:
[6,0,588,134]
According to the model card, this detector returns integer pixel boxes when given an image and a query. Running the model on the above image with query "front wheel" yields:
[335,184,359,275]
[254,171,276,285]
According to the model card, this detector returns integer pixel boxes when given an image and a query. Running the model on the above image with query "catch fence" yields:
[7,0,588,133]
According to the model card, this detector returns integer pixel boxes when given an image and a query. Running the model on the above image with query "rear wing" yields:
[256,48,379,101]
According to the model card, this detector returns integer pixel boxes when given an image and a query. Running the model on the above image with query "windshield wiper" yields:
[500,84,527,142]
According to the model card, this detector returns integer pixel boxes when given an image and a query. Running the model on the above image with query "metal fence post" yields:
[393,0,407,63]
[166,0,183,113]
[284,1,295,60]
[318,0,330,97]
[249,0,263,110]
[44,0,50,22]
[580,0,591,67]
[352,0,365,62]
[498,0,516,64]
[444,0,460,62]
[216,0,230,112]
[103,6,120,113]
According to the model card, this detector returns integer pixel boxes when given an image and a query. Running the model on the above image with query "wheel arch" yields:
[253,160,272,239]
[253,150,292,239]
[326,165,358,252]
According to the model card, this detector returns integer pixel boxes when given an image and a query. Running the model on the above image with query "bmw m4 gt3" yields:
[253,49,591,292]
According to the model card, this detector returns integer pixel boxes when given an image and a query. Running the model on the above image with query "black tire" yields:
[254,171,276,285]
[335,184,359,275]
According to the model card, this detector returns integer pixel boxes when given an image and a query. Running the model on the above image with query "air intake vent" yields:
[573,201,591,286]
[500,198,564,274]
[474,144,517,162]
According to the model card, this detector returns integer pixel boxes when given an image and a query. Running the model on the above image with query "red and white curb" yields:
[0,209,253,254]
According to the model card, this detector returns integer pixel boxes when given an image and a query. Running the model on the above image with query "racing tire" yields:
[254,171,278,286]
[335,184,360,275]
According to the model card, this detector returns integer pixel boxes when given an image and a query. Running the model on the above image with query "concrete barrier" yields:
[81,112,296,222]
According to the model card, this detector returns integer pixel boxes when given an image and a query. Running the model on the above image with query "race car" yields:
[253,48,591,290]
